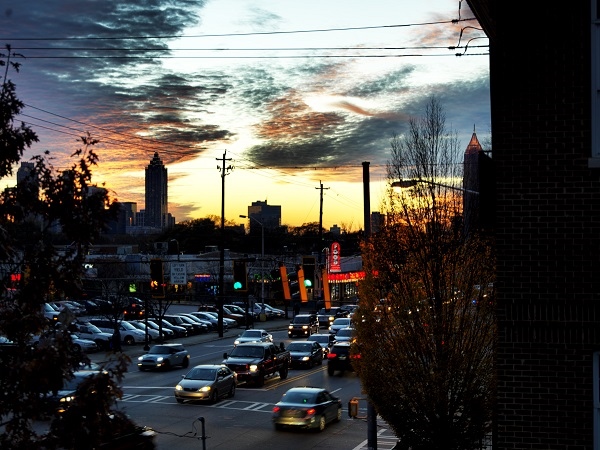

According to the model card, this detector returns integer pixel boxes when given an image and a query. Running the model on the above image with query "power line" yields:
[1,18,479,41]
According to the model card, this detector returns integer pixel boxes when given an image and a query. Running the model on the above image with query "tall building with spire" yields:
[145,152,168,230]
[463,129,494,235]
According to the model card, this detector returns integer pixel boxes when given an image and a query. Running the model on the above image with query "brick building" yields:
[467,2,600,448]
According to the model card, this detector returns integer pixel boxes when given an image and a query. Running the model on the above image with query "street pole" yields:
[217,151,232,338]
[240,214,265,321]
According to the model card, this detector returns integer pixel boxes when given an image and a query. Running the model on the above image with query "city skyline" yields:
[2,0,490,230]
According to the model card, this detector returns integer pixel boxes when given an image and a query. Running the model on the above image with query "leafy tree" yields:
[354,98,496,450]
[0,47,152,448]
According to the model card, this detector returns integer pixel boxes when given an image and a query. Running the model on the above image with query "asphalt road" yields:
[88,304,399,449]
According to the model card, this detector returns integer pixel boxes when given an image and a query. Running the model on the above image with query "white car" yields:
[233,329,273,346]
[72,322,113,350]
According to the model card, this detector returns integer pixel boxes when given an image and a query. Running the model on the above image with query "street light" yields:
[391,178,480,195]
[240,214,265,321]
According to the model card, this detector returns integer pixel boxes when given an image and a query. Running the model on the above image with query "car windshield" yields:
[282,390,317,404]
[62,372,95,391]
[332,318,349,325]
[230,346,265,358]
[86,324,102,333]
[310,336,329,344]
[337,329,353,337]
[241,330,262,338]
[293,316,311,324]
[120,322,137,331]
[148,345,172,354]
[287,343,313,352]
[185,367,217,381]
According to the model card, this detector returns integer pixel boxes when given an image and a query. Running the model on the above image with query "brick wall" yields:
[489,2,600,448]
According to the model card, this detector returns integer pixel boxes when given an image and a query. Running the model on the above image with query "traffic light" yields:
[302,256,316,288]
[150,258,165,298]
[233,260,247,291]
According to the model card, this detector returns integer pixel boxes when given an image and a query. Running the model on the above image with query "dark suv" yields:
[288,314,319,338]
[327,342,356,375]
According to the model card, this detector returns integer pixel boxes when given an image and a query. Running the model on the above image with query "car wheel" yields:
[279,365,288,380]
[317,415,326,431]
[163,360,171,370]
[228,383,236,398]
[309,359,314,369]
[318,356,323,366]
[335,407,342,422]
[182,357,190,368]
[72,344,82,353]
[327,366,334,376]
[124,335,135,346]
[210,389,218,403]
[176,398,184,404]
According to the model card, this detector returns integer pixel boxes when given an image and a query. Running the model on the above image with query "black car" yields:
[286,341,324,368]
[164,315,199,335]
[316,307,350,328]
[307,333,336,356]
[327,342,357,375]
[288,314,319,338]
[157,318,188,338]
[272,387,342,431]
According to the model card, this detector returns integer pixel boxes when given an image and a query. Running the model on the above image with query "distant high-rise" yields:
[247,200,281,233]
[145,152,168,230]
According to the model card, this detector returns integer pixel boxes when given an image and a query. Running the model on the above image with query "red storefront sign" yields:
[329,242,341,272]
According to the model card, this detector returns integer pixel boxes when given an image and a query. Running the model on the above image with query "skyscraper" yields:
[145,152,168,230]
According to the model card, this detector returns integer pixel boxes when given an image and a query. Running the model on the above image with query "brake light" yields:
[272,406,280,413]
[327,353,336,359]
[305,408,316,416]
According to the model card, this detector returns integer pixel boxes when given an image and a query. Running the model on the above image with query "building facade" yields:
[144,152,168,230]
[247,200,281,233]
[467,2,599,448]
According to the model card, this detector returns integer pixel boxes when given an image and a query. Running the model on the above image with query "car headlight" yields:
[234,340,240,345]
[301,356,310,361]
[302,325,308,329]
[199,386,211,392]
[60,395,75,403]
[175,385,183,391]
[288,325,293,330]
[138,356,144,361]
[157,357,164,362]
[249,364,258,372]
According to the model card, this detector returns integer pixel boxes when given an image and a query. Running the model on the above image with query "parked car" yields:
[157,318,188,338]
[178,313,211,333]
[88,319,146,345]
[143,319,174,340]
[233,329,273,346]
[328,317,352,335]
[288,314,319,338]
[31,332,99,353]
[174,364,237,403]
[186,311,217,331]
[224,304,255,325]
[163,315,199,335]
[263,304,285,319]
[71,322,113,350]
[137,343,190,371]
[43,303,60,323]
[126,320,159,341]
[198,304,245,326]
[286,341,324,368]
[327,342,358,375]
[272,387,342,431]
[306,333,336,356]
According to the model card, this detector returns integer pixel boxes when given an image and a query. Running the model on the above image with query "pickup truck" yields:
[223,342,291,387]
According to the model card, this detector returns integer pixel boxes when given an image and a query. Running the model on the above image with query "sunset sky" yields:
[1,0,490,230]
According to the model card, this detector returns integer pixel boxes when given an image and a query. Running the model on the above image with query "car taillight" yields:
[327,353,336,359]
[272,406,280,413]
[305,408,316,416]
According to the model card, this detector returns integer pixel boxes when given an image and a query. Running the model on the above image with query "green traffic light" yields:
[234,281,242,290]
[304,279,312,287]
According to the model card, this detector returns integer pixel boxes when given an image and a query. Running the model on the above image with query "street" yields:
[89,304,399,449]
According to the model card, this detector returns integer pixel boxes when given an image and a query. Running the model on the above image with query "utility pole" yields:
[363,161,376,450]
[316,181,329,298]
[217,151,233,337]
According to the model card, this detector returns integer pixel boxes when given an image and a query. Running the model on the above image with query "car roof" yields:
[284,386,325,394]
